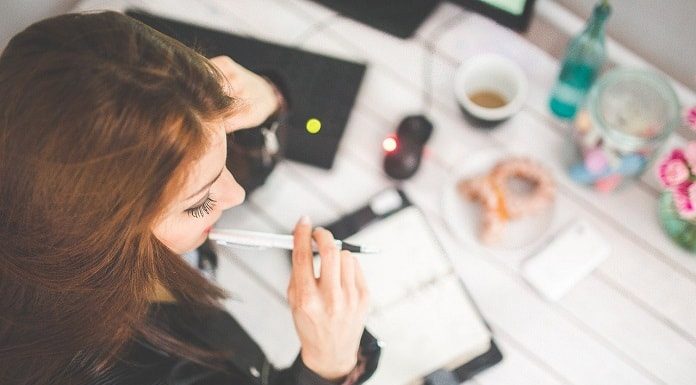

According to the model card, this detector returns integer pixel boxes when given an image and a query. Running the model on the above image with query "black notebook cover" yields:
[126,10,366,170]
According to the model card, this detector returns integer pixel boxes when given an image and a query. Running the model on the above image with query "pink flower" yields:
[684,141,696,171]
[686,106,696,131]
[673,183,696,219]
[689,183,696,209]
[658,149,691,187]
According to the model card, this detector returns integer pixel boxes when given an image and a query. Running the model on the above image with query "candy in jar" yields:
[567,68,680,192]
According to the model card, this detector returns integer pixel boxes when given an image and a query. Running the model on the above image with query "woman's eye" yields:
[185,196,217,218]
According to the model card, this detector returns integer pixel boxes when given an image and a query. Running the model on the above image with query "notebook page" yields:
[347,206,453,309]
[347,207,492,385]
[368,275,492,385]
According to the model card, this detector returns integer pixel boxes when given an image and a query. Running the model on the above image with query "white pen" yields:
[209,228,380,254]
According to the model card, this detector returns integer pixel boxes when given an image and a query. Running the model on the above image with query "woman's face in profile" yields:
[152,123,245,254]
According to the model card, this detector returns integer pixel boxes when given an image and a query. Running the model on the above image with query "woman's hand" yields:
[208,55,280,133]
[287,216,370,381]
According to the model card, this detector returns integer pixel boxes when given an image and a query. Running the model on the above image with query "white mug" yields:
[454,54,528,126]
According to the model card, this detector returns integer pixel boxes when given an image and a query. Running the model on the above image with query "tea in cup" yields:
[454,54,528,127]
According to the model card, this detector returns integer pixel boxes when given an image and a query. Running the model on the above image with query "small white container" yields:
[454,54,528,126]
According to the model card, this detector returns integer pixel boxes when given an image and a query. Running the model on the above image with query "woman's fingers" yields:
[354,257,369,308]
[287,222,369,380]
[291,216,317,291]
[209,55,241,84]
[313,228,341,294]
[340,251,357,300]
[210,55,242,74]
[208,55,279,132]
[291,222,366,316]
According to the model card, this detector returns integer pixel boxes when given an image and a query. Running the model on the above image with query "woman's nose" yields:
[218,168,246,210]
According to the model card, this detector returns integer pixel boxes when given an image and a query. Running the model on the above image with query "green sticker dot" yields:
[306,118,321,134]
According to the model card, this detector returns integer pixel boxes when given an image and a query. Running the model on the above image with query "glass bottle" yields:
[549,0,611,120]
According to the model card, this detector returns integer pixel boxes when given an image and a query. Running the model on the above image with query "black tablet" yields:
[453,0,537,31]
[311,0,440,38]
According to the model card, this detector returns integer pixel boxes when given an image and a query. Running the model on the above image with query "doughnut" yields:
[457,176,506,243]
[457,157,555,244]
[489,158,555,218]
[458,176,496,209]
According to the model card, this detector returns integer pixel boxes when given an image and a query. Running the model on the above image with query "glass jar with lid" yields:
[568,68,681,192]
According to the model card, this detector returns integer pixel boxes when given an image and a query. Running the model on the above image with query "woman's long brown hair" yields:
[0,11,237,384]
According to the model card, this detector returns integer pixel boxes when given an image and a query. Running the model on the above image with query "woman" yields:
[0,11,379,385]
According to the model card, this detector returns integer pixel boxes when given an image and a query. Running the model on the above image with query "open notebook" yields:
[345,205,495,385]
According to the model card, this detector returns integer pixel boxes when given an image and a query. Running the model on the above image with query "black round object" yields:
[383,115,433,180]
[397,115,433,145]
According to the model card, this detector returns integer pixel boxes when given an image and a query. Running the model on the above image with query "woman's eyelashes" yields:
[185,195,217,218]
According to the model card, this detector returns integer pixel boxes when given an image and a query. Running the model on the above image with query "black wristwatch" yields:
[226,72,289,193]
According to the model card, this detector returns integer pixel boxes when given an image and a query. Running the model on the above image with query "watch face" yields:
[262,122,280,157]
[226,117,287,193]
[478,0,526,15]
[451,0,536,31]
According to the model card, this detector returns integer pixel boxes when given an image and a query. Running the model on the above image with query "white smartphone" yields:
[522,220,611,301]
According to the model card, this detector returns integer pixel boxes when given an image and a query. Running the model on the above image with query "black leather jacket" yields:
[94,303,380,385]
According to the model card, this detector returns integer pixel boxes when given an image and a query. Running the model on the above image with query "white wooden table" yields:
[75,1,696,384]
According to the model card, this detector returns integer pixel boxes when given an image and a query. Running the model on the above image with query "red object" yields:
[382,136,398,152]
[595,174,622,193]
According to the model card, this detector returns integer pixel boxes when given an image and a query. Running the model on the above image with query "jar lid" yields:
[588,68,680,152]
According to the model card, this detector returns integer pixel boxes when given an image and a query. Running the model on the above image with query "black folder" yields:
[126,10,366,170]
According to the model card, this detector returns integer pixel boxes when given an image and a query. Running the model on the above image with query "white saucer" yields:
[441,148,555,254]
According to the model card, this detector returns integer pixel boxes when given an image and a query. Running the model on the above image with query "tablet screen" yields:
[479,0,527,15]
[454,0,535,30]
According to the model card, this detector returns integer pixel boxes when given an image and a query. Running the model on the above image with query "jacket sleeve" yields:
[270,329,382,385]
[102,306,382,385]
